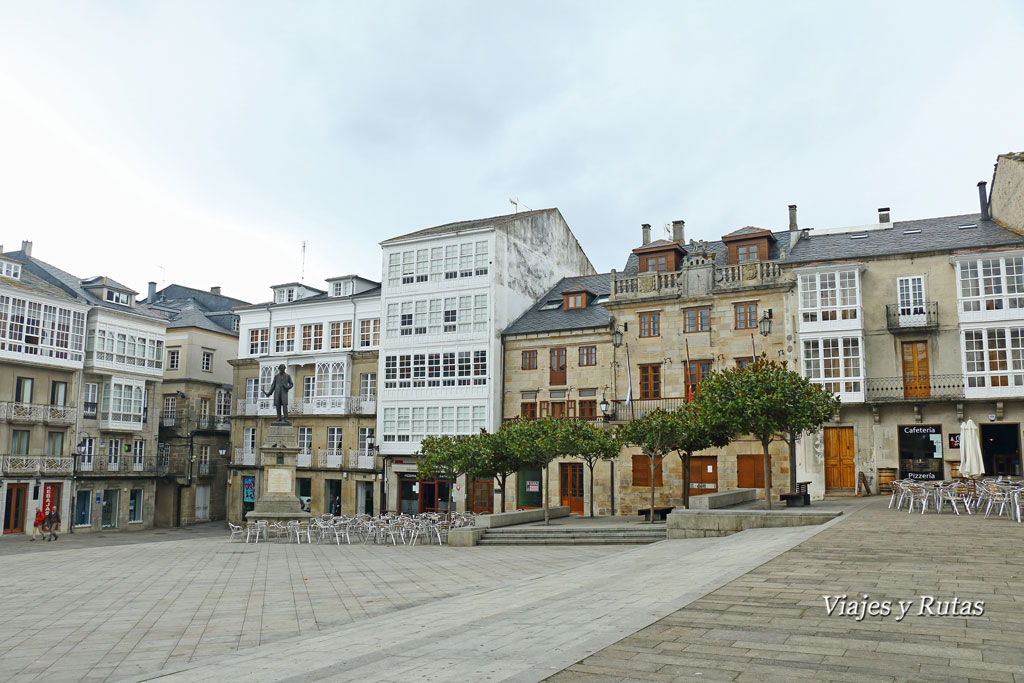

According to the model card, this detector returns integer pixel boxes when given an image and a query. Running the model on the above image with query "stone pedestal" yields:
[245,423,312,524]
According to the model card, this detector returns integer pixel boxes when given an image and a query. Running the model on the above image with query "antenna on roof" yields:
[509,197,519,213]
[300,241,307,283]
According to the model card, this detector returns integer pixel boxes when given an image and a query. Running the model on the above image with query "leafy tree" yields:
[670,402,732,509]
[476,426,523,513]
[617,408,681,523]
[557,418,619,517]
[501,417,556,523]
[694,355,841,509]
[416,434,479,509]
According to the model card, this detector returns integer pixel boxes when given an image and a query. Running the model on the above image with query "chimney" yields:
[210,286,222,296]
[20,240,32,257]
[878,207,891,224]
[671,220,685,244]
[641,223,651,245]
[788,205,798,231]
[147,281,157,302]
[978,181,990,220]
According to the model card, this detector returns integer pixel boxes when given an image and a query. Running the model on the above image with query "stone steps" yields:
[477,527,666,545]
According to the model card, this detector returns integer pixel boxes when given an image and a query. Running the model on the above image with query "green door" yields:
[517,467,542,509]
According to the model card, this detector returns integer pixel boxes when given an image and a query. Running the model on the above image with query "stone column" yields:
[245,423,311,523]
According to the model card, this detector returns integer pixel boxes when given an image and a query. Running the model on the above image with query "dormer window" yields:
[105,290,132,305]
[331,280,354,297]
[0,260,21,280]
[274,287,296,304]
[737,244,759,261]
[642,255,667,273]
[565,293,586,310]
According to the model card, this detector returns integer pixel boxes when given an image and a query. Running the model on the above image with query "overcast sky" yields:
[1,1,1022,304]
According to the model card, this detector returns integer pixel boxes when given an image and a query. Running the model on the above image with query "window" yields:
[133,439,145,469]
[50,381,67,406]
[83,383,98,417]
[360,373,377,399]
[384,348,487,389]
[198,398,210,423]
[303,375,316,400]
[202,351,213,372]
[75,490,91,527]
[684,307,711,332]
[332,280,354,297]
[163,395,177,420]
[958,256,1024,313]
[799,270,860,323]
[167,349,180,370]
[358,427,375,454]
[381,404,485,441]
[197,445,210,474]
[274,326,295,353]
[642,255,667,273]
[388,241,489,286]
[639,364,661,399]
[274,287,296,303]
[685,360,712,393]
[249,328,269,355]
[579,399,597,418]
[243,427,257,453]
[246,377,259,404]
[11,430,29,454]
[564,293,585,309]
[578,346,597,367]
[0,259,21,280]
[550,348,567,385]
[215,389,231,417]
[327,427,343,451]
[520,392,537,418]
[522,350,537,370]
[15,376,33,403]
[0,296,80,361]
[301,324,323,351]
[105,289,131,305]
[315,362,345,398]
[632,453,663,487]
[736,357,754,369]
[298,427,312,453]
[964,327,1024,391]
[734,302,757,330]
[107,438,122,468]
[639,312,660,338]
[737,244,759,261]
[329,321,353,349]
[101,378,146,426]
[128,489,143,523]
[802,336,863,396]
[359,319,380,347]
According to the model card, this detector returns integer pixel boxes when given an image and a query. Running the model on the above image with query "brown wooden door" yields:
[550,348,567,386]
[467,479,493,514]
[737,454,765,489]
[3,484,28,534]
[559,463,584,514]
[824,426,856,489]
[902,342,931,399]
[689,456,718,496]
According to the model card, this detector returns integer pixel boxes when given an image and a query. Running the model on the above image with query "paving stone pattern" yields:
[0,531,625,682]
[548,497,1024,683]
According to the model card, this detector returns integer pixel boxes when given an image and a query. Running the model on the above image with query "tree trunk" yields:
[762,436,773,510]
[588,462,596,517]
[680,452,691,509]
[788,432,797,494]
[543,461,550,525]
[498,473,506,513]
[649,454,656,524]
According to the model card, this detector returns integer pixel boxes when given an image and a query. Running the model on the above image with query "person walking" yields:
[31,507,45,541]
[45,507,61,541]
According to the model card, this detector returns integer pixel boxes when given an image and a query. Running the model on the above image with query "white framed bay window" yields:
[802,335,864,402]
[797,267,862,333]
[963,326,1024,397]
[957,254,1024,321]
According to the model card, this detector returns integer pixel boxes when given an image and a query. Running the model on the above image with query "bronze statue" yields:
[264,364,294,423]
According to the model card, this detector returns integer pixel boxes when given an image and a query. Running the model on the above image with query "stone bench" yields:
[474,506,570,529]
[688,488,757,510]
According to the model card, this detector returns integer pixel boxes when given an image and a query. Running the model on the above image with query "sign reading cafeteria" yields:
[898,425,944,480]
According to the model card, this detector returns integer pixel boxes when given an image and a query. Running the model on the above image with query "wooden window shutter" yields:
[632,453,649,487]
[567,400,576,417]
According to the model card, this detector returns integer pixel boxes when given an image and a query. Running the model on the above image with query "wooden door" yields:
[559,463,584,514]
[550,348,567,386]
[737,454,765,489]
[4,484,28,534]
[689,456,718,496]
[824,426,855,489]
[902,341,930,399]
[467,479,494,514]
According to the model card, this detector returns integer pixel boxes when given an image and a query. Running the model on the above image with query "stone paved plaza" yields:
[0,498,1021,682]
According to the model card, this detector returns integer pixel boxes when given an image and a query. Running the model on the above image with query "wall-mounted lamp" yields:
[611,327,624,348]
[758,309,773,337]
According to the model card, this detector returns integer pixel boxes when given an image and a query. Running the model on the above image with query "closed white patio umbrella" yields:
[959,418,985,479]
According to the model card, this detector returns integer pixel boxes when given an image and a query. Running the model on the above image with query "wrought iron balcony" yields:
[1,455,74,476]
[885,302,939,332]
[233,448,257,466]
[864,374,965,402]
[76,455,170,475]
[83,402,98,419]
[0,402,78,425]
[609,397,689,422]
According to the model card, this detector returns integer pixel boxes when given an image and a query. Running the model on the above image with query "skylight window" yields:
[958,224,977,230]
[902,229,922,235]
[849,234,868,240]
[539,300,562,311]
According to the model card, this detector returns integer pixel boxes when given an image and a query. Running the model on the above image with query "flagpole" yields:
[751,332,757,360]
[685,339,692,402]
[625,343,634,420]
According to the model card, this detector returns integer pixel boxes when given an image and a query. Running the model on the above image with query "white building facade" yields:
[377,209,594,514]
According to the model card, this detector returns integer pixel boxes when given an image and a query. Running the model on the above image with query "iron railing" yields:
[864,374,965,402]
[75,455,170,475]
[609,397,689,422]
[0,402,78,425]
[885,302,939,332]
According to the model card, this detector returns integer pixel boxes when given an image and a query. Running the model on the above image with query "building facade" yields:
[227,275,381,523]
[377,209,594,514]
[142,283,248,526]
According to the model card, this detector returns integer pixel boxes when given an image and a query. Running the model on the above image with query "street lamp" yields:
[758,310,773,337]
[611,326,624,348]
[599,397,610,415]
[71,432,93,534]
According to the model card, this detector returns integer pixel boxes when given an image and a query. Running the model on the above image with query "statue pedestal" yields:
[245,424,311,524]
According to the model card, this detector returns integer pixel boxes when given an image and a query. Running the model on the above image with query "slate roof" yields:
[621,232,790,274]
[234,285,381,311]
[0,254,82,303]
[1,249,166,321]
[503,273,611,336]
[633,238,684,252]
[81,275,137,293]
[381,208,559,244]
[142,284,251,335]
[784,213,1024,264]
